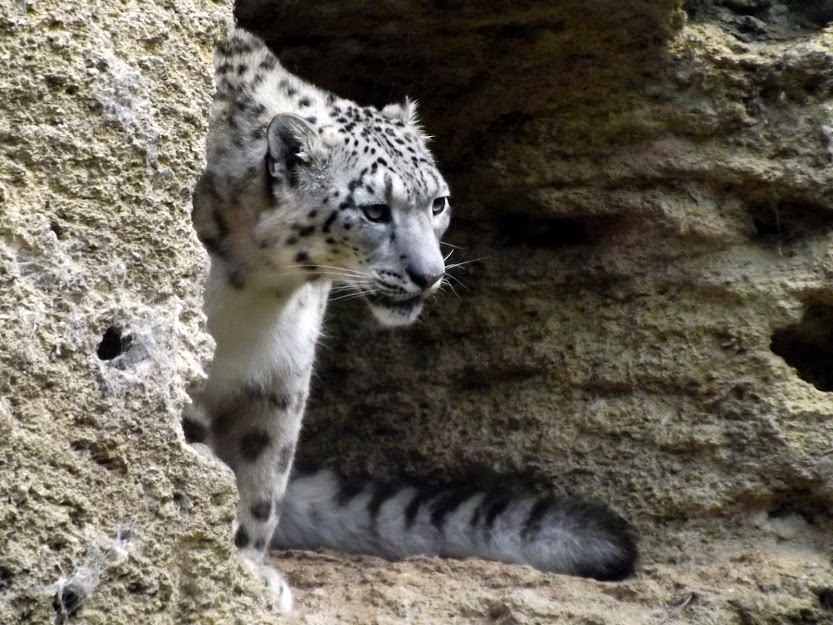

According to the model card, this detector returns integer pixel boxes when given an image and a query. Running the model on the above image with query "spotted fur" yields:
[274,467,636,582]
[186,27,635,613]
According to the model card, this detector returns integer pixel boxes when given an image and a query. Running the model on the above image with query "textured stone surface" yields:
[4,0,833,624]
[236,1,833,623]
[0,0,285,622]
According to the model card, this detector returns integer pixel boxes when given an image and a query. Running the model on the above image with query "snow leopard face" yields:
[257,104,451,327]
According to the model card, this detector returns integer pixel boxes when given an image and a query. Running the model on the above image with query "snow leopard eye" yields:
[432,196,449,216]
[361,203,392,223]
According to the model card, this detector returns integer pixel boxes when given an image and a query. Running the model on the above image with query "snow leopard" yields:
[185,26,637,613]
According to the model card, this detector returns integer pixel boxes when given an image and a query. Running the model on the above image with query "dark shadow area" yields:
[771,304,833,392]
[685,0,833,29]
[497,214,619,248]
[234,0,682,167]
[747,198,833,245]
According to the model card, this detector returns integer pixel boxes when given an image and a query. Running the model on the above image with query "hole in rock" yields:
[173,492,192,514]
[786,0,833,26]
[0,566,11,591]
[49,220,65,239]
[96,326,132,361]
[748,199,833,244]
[116,528,134,543]
[497,214,619,248]
[52,585,82,615]
[771,304,833,391]
[70,439,128,474]
[819,588,833,611]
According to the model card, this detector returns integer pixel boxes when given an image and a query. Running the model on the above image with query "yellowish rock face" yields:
[3,0,833,623]
[1,1,287,622]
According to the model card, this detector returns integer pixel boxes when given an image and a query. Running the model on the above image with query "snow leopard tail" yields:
[271,466,637,581]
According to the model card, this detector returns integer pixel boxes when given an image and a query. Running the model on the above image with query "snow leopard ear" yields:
[381,97,420,128]
[266,114,325,185]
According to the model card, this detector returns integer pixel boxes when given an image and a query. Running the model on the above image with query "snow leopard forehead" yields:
[209,28,449,210]
[312,98,448,210]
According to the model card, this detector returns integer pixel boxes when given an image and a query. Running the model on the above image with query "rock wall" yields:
[240,1,833,623]
[3,0,833,624]
[0,1,285,622]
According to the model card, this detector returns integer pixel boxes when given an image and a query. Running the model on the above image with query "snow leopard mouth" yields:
[364,292,425,326]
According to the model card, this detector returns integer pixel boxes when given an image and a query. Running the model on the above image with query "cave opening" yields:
[771,304,833,392]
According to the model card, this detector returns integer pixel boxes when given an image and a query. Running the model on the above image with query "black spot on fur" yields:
[200,235,227,260]
[336,478,366,506]
[234,525,250,548]
[521,496,552,540]
[247,386,291,410]
[322,211,338,233]
[277,444,294,473]
[295,250,309,263]
[254,538,266,551]
[210,411,234,437]
[212,208,229,238]
[405,486,440,528]
[430,489,474,530]
[240,429,270,461]
[562,498,638,581]
[367,482,400,522]
[298,225,315,237]
[228,269,245,290]
[293,391,305,411]
[181,417,207,444]
[251,499,272,521]
[484,497,510,528]
[298,97,311,107]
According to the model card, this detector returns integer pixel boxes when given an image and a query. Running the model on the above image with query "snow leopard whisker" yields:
[438,281,461,300]
[283,264,369,278]
[299,263,369,276]
[443,273,469,291]
[445,257,487,270]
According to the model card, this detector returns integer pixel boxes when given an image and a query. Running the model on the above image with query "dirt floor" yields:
[274,515,833,624]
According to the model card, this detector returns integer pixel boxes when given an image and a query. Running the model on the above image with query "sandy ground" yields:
[273,517,833,624]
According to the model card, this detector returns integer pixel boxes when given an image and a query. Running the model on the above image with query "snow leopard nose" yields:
[406,268,444,290]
